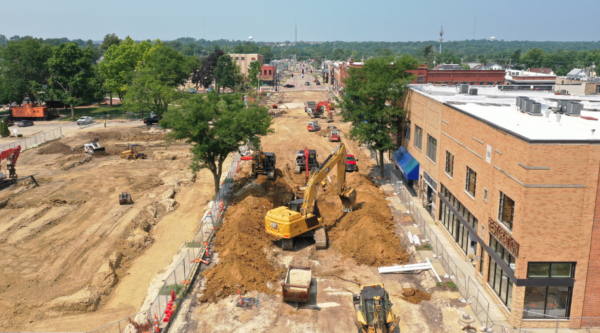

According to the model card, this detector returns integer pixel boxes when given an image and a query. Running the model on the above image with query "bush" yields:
[17,134,23,137]
[0,121,10,137]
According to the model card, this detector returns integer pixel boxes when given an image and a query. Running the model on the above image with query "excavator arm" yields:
[0,146,21,179]
[300,143,356,216]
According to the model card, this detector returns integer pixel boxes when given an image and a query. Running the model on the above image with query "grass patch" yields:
[159,283,184,295]
[59,105,138,121]
[445,281,457,289]
[415,244,432,251]
[186,241,205,248]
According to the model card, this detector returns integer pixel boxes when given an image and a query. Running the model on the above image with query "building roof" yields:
[433,64,464,71]
[410,84,600,142]
[567,68,586,76]
[530,68,554,75]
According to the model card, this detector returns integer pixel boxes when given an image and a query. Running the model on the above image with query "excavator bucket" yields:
[340,188,357,212]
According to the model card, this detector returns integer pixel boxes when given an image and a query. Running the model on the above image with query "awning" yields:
[393,146,419,180]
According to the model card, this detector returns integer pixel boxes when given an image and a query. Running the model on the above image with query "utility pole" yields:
[439,23,444,54]
[295,22,297,43]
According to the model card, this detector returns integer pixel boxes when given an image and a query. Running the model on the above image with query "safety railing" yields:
[0,127,62,152]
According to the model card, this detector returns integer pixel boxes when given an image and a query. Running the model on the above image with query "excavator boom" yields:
[0,146,21,180]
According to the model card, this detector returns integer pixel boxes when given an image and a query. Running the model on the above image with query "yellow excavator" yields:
[354,284,400,333]
[264,143,356,250]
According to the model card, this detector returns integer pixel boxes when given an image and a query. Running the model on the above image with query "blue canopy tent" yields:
[392,146,419,180]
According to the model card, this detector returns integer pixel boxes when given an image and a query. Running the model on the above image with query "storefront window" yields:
[488,257,514,309]
[524,286,572,318]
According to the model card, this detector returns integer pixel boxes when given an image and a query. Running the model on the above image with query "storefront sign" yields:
[489,218,520,258]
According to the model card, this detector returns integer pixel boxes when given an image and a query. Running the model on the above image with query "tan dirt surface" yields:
[400,289,433,304]
[0,125,220,331]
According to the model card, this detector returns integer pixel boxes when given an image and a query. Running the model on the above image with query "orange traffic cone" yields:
[238,289,243,306]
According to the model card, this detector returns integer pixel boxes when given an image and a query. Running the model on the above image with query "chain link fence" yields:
[390,174,600,333]
[84,153,243,333]
[0,127,62,152]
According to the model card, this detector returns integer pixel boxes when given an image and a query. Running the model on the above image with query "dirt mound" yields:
[130,178,164,192]
[321,174,409,266]
[400,289,431,304]
[38,142,73,155]
[199,175,291,303]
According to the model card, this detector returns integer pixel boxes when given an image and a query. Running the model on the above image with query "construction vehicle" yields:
[305,101,317,115]
[329,129,340,142]
[266,143,356,250]
[353,284,400,333]
[294,148,319,176]
[84,142,106,155]
[306,101,333,121]
[250,150,277,180]
[307,121,321,132]
[0,146,21,190]
[120,144,147,160]
[119,192,133,205]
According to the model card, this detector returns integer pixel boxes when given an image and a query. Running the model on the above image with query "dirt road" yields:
[172,91,467,333]
[0,125,224,331]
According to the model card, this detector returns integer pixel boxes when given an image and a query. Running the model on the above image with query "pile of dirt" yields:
[199,175,292,303]
[38,142,74,155]
[321,174,410,266]
[400,288,431,304]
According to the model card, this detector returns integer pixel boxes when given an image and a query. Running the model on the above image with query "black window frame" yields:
[523,286,573,319]
[414,125,423,150]
[527,262,576,279]
[445,151,454,177]
[426,134,437,163]
[404,120,411,140]
[465,167,477,197]
[498,191,515,230]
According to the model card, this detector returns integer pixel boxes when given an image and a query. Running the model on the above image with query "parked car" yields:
[305,82,310,86]
[283,84,295,88]
[17,120,34,127]
[77,116,93,126]
[315,81,321,85]
[206,87,214,92]
[143,115,162,126]
[1,118,14,127]
[346,154,359,172]
[188,88,198,93]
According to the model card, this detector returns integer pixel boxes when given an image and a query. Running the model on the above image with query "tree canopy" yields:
[192,49,224,89]
[214,54,239,93]
[339,55,418,177]
[101,33,122,50]
[161,92,273,194]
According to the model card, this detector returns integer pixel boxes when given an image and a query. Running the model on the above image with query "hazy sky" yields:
[1,0,599,42]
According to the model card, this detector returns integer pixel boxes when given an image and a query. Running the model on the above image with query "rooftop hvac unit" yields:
[460,84,469,94]
[558,100,567,112]
[530,102,542,115]
[469,88,478,95]
[520,98,530,112]
[516,96,527,110]
[566,102,582,116]
[524,100,534,113]
[560,90,567,94]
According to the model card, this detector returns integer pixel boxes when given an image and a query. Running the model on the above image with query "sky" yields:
[1,0,599,42]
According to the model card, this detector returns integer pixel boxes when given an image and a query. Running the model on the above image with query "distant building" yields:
[408,63,505,86]
[554,77,600,95]
[433,64,464,71]
[529,68,555,75]
[260,65,276,85]
[504,69,556,89]
[229,54,263,76]
[567,68,589,81]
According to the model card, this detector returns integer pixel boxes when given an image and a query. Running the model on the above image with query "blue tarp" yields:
[393,146,419,180]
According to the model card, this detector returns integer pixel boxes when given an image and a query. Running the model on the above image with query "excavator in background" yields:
[306,101,333,122]
[250,150,277,180]
[353,284,400,333]
[0,146,21,191]
[265,143,356,250]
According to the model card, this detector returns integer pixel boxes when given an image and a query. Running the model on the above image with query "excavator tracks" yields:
[314,227,327,249]
[282,239,294,250]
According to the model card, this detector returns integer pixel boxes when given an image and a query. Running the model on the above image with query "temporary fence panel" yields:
[0,127,62,152]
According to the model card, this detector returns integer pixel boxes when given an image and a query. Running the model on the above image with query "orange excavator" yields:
[0,146,21,190]
[307,101,333,122]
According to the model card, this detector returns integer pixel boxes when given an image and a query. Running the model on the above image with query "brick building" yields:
[407,63,506,85]
[398,85,600,329]
[260,64,276,85]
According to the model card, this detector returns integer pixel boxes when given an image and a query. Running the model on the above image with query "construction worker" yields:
[321,180,327,192]
[104,118,106,127]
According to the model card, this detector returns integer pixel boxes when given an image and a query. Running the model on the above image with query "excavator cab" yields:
[353,284,400,333]
[288,199,304,212]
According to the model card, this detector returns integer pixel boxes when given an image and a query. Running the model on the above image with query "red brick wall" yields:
[583,170,600,320]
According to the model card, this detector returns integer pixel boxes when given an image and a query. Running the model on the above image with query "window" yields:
[596,85,600,93]
[524,286,573,318]
[483,188,488,202]
[417,76,424,83]
[269,69,272,75]
[404,121,411,140]
[426,135,437,162]
[479,246,485,274]
[235,57,239,60]
[251,57,255,60]
[527,262,574,278]
[241,57,245,60]
[414,126,423,150]
[439,184,479,254]
[498,192,515,230]
[488,256,514,309]
[465,167,477,197]
[445,151,454,177]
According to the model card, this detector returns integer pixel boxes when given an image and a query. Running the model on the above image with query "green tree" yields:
[101,33,121,50]
[423,44,434,65]
[48,43,100,118]
[339,55,418,177]
[123,45,195,116]
[0,120,10,137]
[214,54,238,93]
[258,45,274,63]
[248,61,262,87]
[160,93,273,194]
[0,38,53,105]
[521,48,544,68]
[511,49,521,66]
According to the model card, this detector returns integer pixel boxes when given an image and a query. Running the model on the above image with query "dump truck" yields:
[266,143,357,250]
[250,150,277,180]
[282,266,312,303]
[84,143,106,155]
[353,284,400,333]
